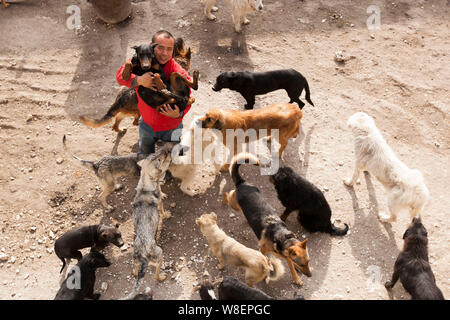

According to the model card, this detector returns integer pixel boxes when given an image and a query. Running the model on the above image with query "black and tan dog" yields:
[385,217,444,300]
[54,251,111,300]
[54,223,124,273]
[226,153,312,286]
[270,166,349,236]
[212,69,314,110]
[80,38,196,133]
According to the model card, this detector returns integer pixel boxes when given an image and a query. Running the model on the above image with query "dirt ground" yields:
[0,0,448,300]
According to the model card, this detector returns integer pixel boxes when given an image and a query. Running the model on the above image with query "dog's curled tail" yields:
[62,135,95,171]
[304,78,314,107]
[229,153,261,187]
[329,222,349,236]
[265,254,285,282]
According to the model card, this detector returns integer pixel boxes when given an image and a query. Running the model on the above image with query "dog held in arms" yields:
[344,112,429,223]
[226,153,312,286]
[63,135,145,211]
[79,38,196,133]
[202,0,264,33]
[196,212,284,287]
[385,217,444,300]
[212,69,314,110]
[131,142,175,294]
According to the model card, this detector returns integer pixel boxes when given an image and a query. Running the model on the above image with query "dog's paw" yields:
[206,13,217,21]
[211,6,218,12]
[114,183,123,191]
[293,278,304,287]
[378,212,394,223]
[243,18,250,25]
[218,263,225,270]
[156,272,167,282]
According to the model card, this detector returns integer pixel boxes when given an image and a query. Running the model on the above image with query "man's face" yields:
[153,36,174,65]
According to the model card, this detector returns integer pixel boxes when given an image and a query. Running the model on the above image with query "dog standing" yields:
[385,217,444,300]
[63,135,145,211]
[54,251,111,300]
[269,166,349,236]
[199,103,303,171]
[202,0,264,33]
[54,223,124,273]
[227,153,312,286]
[132,143,174,293]
[212,69,314,110]
[344,112,429,223]
[196,212,284,287]
[79,38,194,133]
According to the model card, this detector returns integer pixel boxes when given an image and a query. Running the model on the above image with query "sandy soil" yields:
[0,0,448,300]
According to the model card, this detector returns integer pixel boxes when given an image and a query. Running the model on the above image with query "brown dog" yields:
[79,38,193,133]
[2,0,9,8]
[199,103,302,171]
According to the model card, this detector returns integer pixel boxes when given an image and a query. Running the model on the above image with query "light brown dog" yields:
[199,103,302,171]
[196,212,284,287]
[2,0,9,8]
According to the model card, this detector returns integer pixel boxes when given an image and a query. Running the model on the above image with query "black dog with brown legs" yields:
[270,166,349,236]
[385,217,444,300]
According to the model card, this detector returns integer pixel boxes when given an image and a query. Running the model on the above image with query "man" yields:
[116,30,191,154]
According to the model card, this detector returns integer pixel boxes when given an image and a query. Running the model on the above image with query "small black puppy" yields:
[385,217,444,300]
[54,224,124,273]
[270,166,349,236]
[212,69,314,110]
[54,251,111,300]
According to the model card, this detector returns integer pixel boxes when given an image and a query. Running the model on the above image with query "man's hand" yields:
[159,104,181,118]
[137,72,157,91]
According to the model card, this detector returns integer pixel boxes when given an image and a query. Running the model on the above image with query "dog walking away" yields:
[385,217,444,300]
[54,223,124,273]
[212,69,314,110]
[63,135,145,211]
[344,112,429,223]
[196,212,284,287]
[131,144,174,295]
[54,251,111,300]
[228,153,312,286]
[270,166,349,236]
[202,0,264,33]
[79,38,194,133]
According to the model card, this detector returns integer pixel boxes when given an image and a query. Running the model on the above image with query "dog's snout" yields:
[258,4,263,10]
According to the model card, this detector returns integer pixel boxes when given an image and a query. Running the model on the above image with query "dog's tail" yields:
[265,254,285,282]
[304,78,314,107]
[59,257,66,274]
[120,258,147,300]
[328,221,349,236]
[62,135,96,171]
[229,153,261,187]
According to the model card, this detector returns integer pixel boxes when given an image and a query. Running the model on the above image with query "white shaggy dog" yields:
[202,0,264,33]
[169,117,224,196]
[344,112,429,223]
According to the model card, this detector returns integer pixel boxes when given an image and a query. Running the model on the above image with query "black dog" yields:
[199,276,304,300]
[54,251,111,300]
[212,69,314,110]
[385,217,444,300]
[54,224,124,273]
[270,166,349,236]
[124,44,199,112]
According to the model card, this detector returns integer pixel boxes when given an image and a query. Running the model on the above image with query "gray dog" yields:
[131,142,175,294]
[63,135,146,211]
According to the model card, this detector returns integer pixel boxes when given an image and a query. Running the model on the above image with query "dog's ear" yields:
[402,228,410,240]
[186,47,192,59]
[211,212,217,221]
[213,118,223,130]
[131,45,139,51]
[195,218,201,226]
[137,159,145,168]
[300,238,308,249]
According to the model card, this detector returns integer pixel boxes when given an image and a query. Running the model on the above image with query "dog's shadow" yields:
[345,172,406,299]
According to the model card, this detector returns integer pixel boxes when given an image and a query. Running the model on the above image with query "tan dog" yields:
[196,212,284,287]
[199,103,302,171]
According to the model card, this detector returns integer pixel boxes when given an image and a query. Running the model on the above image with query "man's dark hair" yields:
[152,30,174,43]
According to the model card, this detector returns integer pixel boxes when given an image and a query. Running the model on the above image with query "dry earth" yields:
[0,0,448,300]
